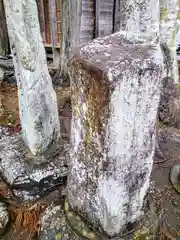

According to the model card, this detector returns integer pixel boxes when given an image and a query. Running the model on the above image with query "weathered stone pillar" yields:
[67,34,163,237]
[158,1,179,131]
[120,0,160,42]
[3,0,60,155]
[160,0,178,83]
[66,0,164,234]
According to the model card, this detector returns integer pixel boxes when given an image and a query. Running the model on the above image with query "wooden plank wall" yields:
[114,0,120,32]
[37,0,120,48]
[80,0,95,44]
[36,0,46,43]
[0,0,9,56]
[95,0,114,37]
[95,0,121,38]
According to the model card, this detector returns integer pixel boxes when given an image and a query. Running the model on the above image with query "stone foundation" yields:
[0,127,68,201]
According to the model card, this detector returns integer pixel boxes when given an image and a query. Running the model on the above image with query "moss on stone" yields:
[160,8,167,21]
[35,143,41,155]
[172,183,180,193]
[156,119,165,130]
[172,24,178,44]
[133,226,150,240]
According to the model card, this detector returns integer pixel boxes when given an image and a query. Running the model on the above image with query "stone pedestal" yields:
[39,194,160,240]
[0,127,68,201]
[67,32,163,237]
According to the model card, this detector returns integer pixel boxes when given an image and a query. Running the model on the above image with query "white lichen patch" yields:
[94,177,129,235]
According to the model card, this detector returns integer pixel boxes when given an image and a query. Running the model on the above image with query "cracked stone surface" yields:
[0,127,68,201]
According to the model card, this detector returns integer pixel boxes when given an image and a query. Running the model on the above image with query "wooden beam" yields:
[0,0,9,56]
[95,0,100,38]
[40,0,46,42]
[49,0,59,66]
[95,0,114,38]
[114,0,120,32]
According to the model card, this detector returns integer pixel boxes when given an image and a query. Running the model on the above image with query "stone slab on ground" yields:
[0,127,68,201]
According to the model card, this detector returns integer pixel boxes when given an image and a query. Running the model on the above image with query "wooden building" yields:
[0,0,9,57]
[36,0,62,68]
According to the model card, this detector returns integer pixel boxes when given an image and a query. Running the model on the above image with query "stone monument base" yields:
[0,127,68,201]
[39,192,160,240]
[64,194,160,240]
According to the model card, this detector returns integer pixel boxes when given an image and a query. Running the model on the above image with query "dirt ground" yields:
[152,155,180,239]
[1,82,180,239]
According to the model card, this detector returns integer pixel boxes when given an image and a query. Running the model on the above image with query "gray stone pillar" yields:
[158,0,179,130]
[67,32,163,237]
[3,0,60,155]
[120,0,160,43]
[160,0,178,83]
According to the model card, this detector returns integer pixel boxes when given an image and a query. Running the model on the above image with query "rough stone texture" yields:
[3,0,60,155]
[0,202,9,236]
[157,1,180,143]
[0,127,68,201]
[39,205,80,240]
[160,0,178,83]
[38,195,159,240]
[158,1,179,143]
[120,0,160,42]
[67,32,163,237]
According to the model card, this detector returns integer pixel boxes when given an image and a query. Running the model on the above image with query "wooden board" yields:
[37,0,62,47]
